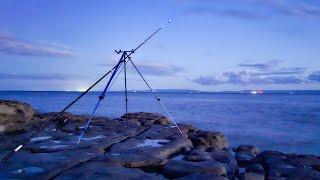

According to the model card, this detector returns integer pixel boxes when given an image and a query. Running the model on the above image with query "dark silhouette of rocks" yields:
[0,100,320,179]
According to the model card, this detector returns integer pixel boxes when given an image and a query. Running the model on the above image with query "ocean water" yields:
[0,91,319,155]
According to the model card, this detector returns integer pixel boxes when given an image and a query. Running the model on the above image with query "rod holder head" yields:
[115,49,122,54]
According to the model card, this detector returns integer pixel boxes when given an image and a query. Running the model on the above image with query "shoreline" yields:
[0,99,320,179]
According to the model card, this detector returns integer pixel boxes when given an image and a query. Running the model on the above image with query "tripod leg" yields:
[77,56,125,146]
[128,59,183,134]
[124,61,129,128]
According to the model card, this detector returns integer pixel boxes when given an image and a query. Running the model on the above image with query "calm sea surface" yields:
[0,91,319,155]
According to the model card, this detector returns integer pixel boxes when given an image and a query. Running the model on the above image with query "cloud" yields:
[238,60,279,70]
[192,60,311,86]
[308,71,320,82]
[136,64,184,76]
[0,35,74,57]
[185,0,320,20]
[0,73,83,80]
[193,72,304,86]
[238,60,306,75]
[99,62,184,76]
[259,0,320,17]
[187,7,264,20]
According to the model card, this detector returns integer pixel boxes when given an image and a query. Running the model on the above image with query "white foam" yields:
[82,135,106,141]
[136,139,169,148]
[110,153,120,156]
[12,167,44,174]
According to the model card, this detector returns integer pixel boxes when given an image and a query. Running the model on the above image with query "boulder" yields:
[184,149,212,162]
[234,145,260,156]
[189,131,228,150]
[162,160,226,179]
[257,150,320,179]
[235,151,256,167]
[210,149,238,178]
[0,100,36,133]
[245,163,265,175]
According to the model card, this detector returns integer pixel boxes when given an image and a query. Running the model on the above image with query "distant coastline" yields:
[0,89,320,95]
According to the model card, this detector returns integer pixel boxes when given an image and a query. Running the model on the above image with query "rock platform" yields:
[0,100,320,179]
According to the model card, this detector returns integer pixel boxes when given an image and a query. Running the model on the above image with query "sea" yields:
[0,90,319,155]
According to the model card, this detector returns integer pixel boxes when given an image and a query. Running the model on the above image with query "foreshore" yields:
[0,99,320,179]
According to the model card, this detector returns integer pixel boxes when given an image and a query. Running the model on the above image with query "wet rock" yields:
[313,164,320,172]
[104,152,168,168]
[162,160,226,179]
[286,154,320,168]
[0,100,36,133]
[106,135,193,168]
[235,151,256,167]
[257,150,320,179]
[245,163,265,175]
[178,124,199,134]
[175,173,228,180]
[210,149,238,178]
[234,145,259,156]
[56,161,165,180]
[238,172,264,180]
[268,166,320,179]
[189,130,228,150]
[184,149,211,162]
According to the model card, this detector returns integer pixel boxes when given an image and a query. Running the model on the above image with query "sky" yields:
[0,0,320,91]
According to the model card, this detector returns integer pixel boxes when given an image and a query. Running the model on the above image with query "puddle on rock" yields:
[135,139,170,148]
[39,145,69,150]
[11,167,45,174]
[53,140,63,144]
[172,154,184,160]
[45,128,56,132]
[82,135,106,141]
[110,153,120,156]
[30,136,52,142]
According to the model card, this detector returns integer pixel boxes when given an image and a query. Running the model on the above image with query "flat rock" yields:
[105,132,192,168]
[162,160,227,179]
[121,112,171,126]
[55,161,165,180]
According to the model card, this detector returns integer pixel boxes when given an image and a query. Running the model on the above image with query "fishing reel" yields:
[54,114,70,129]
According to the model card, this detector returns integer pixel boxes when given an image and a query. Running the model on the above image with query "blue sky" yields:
[0,0,320,91]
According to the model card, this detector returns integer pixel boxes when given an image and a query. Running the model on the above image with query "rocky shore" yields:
[0,100,320,179]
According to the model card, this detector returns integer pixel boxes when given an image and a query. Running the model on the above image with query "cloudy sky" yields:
[0,0,320,91]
